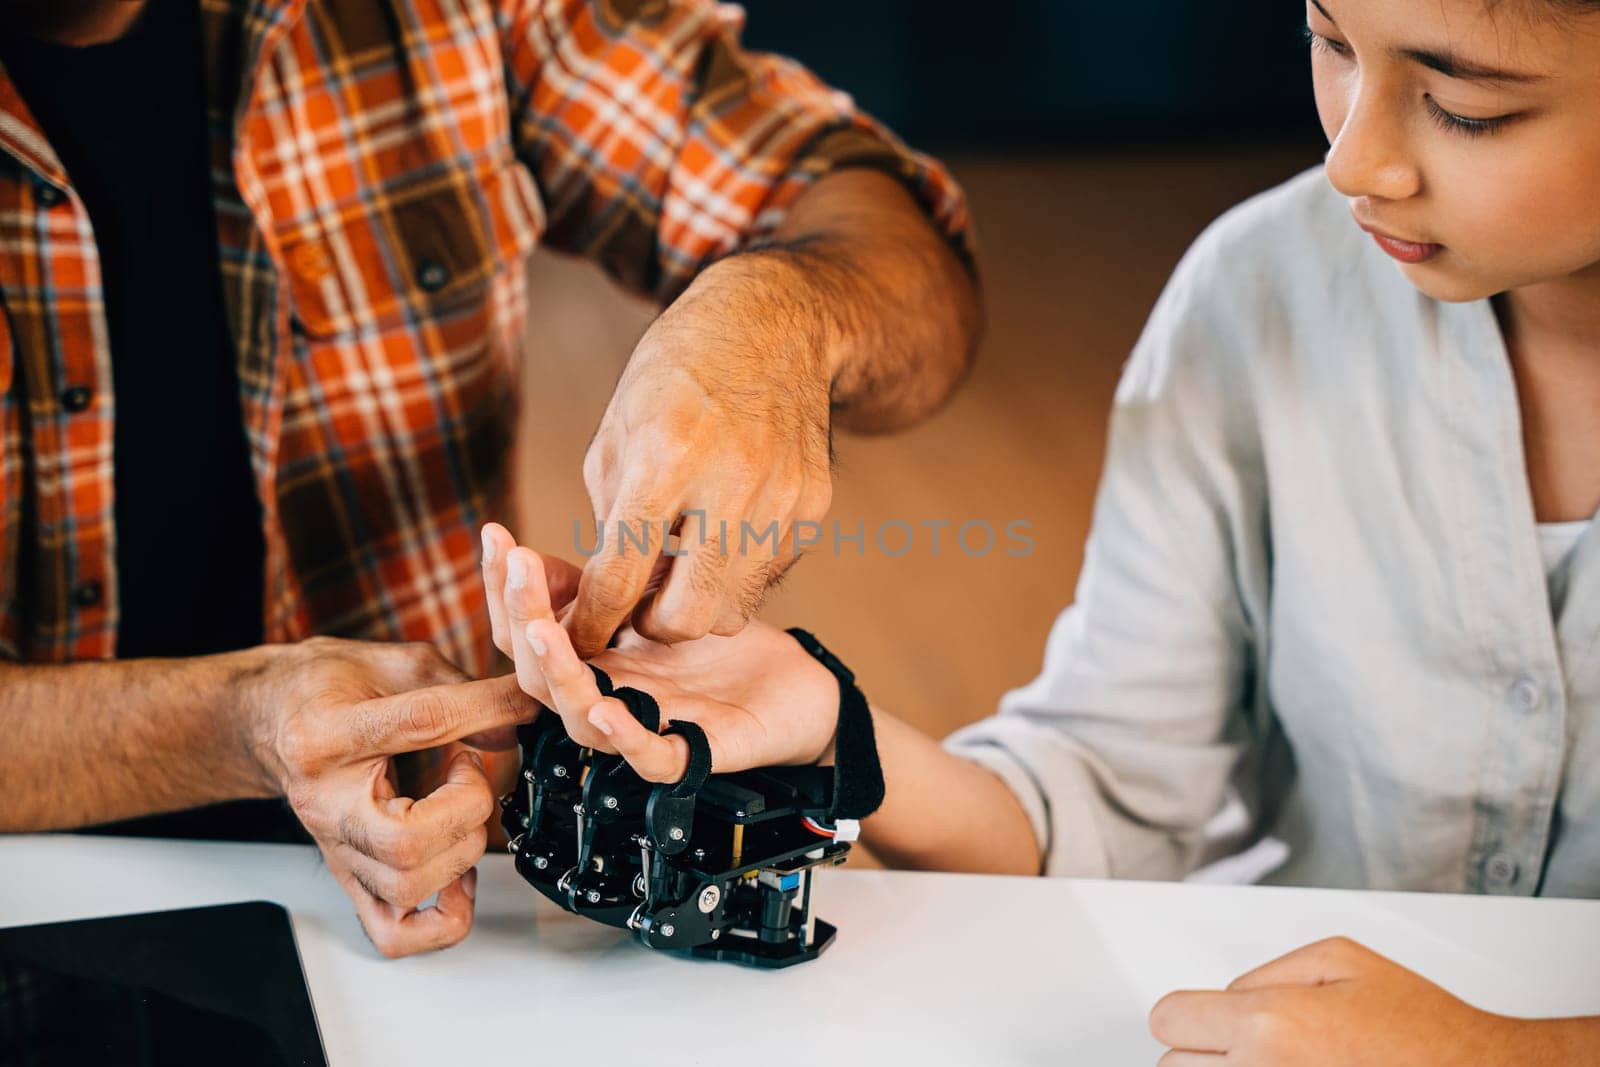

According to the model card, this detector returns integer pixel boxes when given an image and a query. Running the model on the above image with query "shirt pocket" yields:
[278,156,544,340]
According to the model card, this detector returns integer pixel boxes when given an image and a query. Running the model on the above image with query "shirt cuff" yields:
[945,716,1115,880]
[749,123,977,267]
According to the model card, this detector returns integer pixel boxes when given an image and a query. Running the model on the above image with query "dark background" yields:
[739,0,1321,147]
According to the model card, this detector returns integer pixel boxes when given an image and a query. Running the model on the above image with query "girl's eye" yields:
[1302,24,1351,59]
[1425,96,1515,138]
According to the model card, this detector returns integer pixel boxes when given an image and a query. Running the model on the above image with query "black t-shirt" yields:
[1,1,302,842]
[0,0,264,660]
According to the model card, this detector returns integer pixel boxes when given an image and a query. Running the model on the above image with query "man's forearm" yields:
[754,167,981,433]
[0,650,275,831]
[862,706,1041,876]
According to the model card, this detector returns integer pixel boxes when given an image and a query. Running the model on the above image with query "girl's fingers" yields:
[486,535,684,766]
[525,617,613,750]
[504,547,558,705]
[480,523,516,657]
[586,700,690,783]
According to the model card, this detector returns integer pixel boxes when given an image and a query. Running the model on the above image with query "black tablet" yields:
[0,901,328,1066]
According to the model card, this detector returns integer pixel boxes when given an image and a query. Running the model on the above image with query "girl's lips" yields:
[1358,223,1444,264]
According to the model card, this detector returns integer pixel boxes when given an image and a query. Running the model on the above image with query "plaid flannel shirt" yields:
[0,0,971,672]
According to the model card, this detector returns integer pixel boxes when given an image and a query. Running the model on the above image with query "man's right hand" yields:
[233,637,539,957]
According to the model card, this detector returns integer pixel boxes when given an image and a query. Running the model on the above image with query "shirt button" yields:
[1484,852,1520,890]
[59,385,93,413]
[416,259,450,293]
[72,580,104,608]
[34,180,64,208]
[1511,676,1543,713]
[289,241,333,282]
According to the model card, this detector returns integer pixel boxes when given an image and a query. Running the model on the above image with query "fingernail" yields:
[526,622,547,656]
[463,867,478,901]
[588,706,613,737]
[467,749,485,772]
[480,527,496,565]
[506,551,528,588]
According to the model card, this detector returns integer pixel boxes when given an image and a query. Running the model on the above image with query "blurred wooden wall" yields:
[514,146,1321,741]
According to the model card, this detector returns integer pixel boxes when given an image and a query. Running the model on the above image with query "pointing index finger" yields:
[352,674,539,756]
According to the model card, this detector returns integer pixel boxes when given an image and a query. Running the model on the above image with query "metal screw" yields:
[533,856,549,870]
[711,929,721,940]
[603,795,618,809]
[697,885,721,913]
[585,890,602,904]
[553,764,568,778]
[632,873,647,897]
[660,924,675,938]
[693,848,707,862]
[668,826,684,841]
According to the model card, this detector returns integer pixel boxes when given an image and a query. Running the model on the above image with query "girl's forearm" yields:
[861,706,1042,876]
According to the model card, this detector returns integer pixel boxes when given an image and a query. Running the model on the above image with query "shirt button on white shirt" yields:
[1511,676,1543,713]
[1485,853,1520,891]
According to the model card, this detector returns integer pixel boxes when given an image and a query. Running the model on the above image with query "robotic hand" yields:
[502,629,880,968]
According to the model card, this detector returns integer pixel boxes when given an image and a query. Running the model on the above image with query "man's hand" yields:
[1149,936,1597,1065]
[482,524,838,779]
[571,249,834,657]
[237,637,539,957]
[566,169,980,659]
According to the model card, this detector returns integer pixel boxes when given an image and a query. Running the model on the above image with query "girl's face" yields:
[1308,0,1600,302]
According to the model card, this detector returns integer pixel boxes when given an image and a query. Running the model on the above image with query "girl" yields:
[480,0,1600,1060]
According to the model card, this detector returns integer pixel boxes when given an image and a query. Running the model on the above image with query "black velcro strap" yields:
[661,720,713,797]
[611,686,661,734]
[590,666,661,733]
[831,679,883,820]
[786,627,884,821]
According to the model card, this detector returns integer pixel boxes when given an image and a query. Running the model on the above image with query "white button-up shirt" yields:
[949,168,1599,898]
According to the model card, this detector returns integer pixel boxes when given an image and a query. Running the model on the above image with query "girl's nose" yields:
[1324,87,1424,204]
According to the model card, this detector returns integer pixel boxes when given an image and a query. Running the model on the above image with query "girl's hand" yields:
[1149,937,1544,1065]
[479,523,839,783]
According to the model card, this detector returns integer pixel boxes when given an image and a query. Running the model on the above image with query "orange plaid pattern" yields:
[0,0,971,670]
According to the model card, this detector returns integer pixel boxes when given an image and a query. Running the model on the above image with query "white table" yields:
[2,834,1597,1065]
